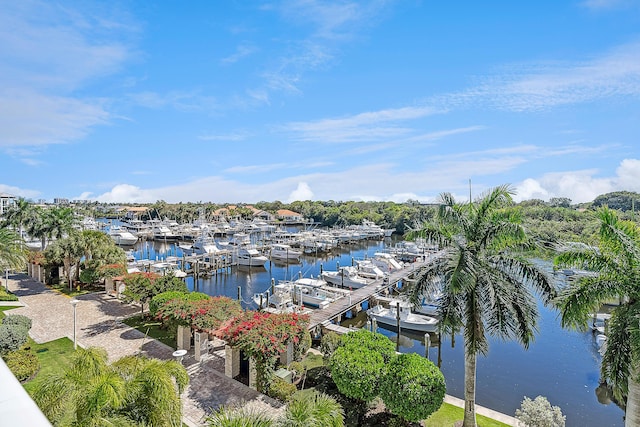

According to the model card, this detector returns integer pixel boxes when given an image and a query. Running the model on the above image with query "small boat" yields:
[108,226,139,246]
[234,246,268,267]
[322,266,372,289]
[150,262,187,278]
[367,302,439,333]
[590,313,612,334]
[192,231,219,255]
[355,260,386,279]
[270,243,302,261]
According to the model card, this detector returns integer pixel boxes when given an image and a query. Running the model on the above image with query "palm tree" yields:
[555,207,640,426]
[0,227,26,272]
[26,206,77,250]
[1,197,32,238]
[32,347,188,427]
[407,185,556,427]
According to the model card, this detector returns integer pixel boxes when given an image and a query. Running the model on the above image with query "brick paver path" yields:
[6,274,283,426]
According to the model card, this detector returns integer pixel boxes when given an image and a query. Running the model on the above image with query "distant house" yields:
[276,209,305,223]
[253,210,274,221]
[0,193,16,216]
[119,206,149,219]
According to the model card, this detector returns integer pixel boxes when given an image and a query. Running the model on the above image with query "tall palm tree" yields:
[407,185,556,427]
[0,227,26,272]
[555,207,640,426]
[1,197,32,238]
[26,206,77,250]
[32,347,188,427]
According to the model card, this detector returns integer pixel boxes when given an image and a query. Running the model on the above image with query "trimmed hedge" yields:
[379,353,446,422]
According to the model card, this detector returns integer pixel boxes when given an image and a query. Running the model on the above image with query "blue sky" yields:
[1,0,640,204]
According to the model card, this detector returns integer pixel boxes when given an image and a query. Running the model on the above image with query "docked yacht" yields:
[108,226,139,246]
[270,243,302,261]
[233,246,268,267]
[367,302,439,333]
[355,260,386,279]
[192,231,219,255]
[322,266,372,289]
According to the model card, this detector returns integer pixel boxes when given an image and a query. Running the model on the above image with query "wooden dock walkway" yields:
[307,257,433,331]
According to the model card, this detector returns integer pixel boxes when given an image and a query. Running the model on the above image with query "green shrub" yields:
[0,293,18,302]
[288,361,305,381]
[3,349,40,382]
[3,314,32,330]
[268,377,298,402]
[0,324,29,355]
[329,344,386,402]
[379,353,446,422]
[339,329,396,362]
[79,268,100,285]
[320,331,341,359]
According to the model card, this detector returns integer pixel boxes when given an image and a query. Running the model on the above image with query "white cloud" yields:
[0,183,40,199]
[126,91,218,112]
[287,182,314,202]
[282,106,439,143]
[221,44,257,65]
[0,1,133,148]
[513,158,640,203]
[0,90,109,147]
[449,41,640,112]
[513,178,551,201]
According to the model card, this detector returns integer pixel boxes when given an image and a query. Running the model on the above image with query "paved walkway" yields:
[5,274,283,426]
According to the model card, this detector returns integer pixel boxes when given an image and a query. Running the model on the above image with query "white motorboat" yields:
[233,246,268,267]
[590,313,612,334]
[270,243,302,261]
[355,260,386,279]
[322,266,372,289]
[150,262,187,278]
[276,280,344,309]
[152,225,180,241]
[370,252,403,272]
[367,302,439,333]
[108,226,139,246]
[192,231,219,255]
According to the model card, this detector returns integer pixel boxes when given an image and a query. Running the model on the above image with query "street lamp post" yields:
[70,299,79,350]
[4,269,8,292]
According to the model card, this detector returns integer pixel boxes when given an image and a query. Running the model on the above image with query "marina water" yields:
[130,238,624,427]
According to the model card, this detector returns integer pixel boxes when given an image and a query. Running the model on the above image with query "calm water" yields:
[130,238,624,427]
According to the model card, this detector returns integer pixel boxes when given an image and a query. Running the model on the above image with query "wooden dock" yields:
[307,256,433,331]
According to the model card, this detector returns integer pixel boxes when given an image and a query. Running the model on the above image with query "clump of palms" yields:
[207,390,344,427]
[406,185,556,427]
[32,347,188,427]
[555,207,640,426]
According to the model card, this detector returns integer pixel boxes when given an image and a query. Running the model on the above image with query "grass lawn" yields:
[47,282,99,298]
[23,337,76,394]
[423,403,511,427]
[0,306,21,319]
[122,314,177,349]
